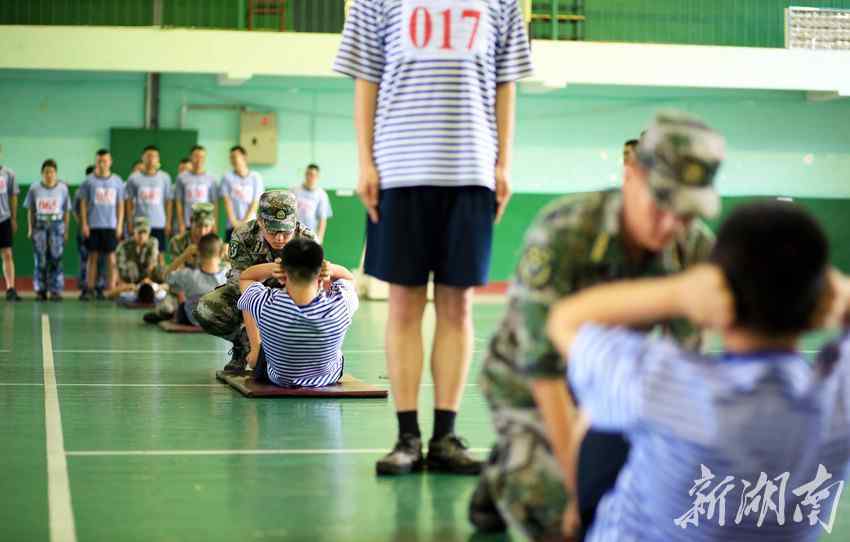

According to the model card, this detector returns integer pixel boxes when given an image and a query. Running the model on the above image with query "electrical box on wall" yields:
[240,111,278,165]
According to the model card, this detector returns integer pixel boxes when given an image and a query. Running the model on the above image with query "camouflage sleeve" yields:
[664,219,717,350]
[116,242,131,284]
[225,227,257,285]
[167,236,180,259]
[514,221,585,379]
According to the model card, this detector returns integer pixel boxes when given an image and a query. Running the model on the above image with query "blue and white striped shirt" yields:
[333,0,533,190]
[569,324,850,542]
[237,280,359,387]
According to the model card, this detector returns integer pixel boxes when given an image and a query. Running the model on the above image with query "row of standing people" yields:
[0,145,333,301]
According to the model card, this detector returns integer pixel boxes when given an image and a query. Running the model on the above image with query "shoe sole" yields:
[425,458,483,475]
[375,459,424,476]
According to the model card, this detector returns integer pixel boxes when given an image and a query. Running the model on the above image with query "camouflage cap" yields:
[190,202,215,227]
[637,110,726,218]
[133,216,151,232]
[258,190,297,232]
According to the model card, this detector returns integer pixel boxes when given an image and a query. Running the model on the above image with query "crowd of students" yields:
[0,145,334,302]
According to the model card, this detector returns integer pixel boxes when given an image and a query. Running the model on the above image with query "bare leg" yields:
[0,248,14,291]
[106,253,118,291]
[86,251,99,291]
[431,284,474,411]
[386,284,428,412]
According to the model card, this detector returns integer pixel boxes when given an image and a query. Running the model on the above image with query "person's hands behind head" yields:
[183,244,198,259]
[272,258,287,285]
[675,264,735,330]
[319,260,331,289]
[811,269,850,330]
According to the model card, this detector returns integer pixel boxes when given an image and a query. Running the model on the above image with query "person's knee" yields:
[388,284,428,326]
[434,285,473,327]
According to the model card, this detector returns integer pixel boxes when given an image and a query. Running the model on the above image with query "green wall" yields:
[2,69,850,282]
[6,0,850,47]
[8,189,850,283]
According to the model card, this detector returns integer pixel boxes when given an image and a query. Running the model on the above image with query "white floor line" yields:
[42,315,77,542]
[60,383,223,388]
[53,349,227,354]
[0,382,44,386]
[66,447,489,457]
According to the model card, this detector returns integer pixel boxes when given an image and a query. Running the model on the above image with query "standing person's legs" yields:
[386,284,428,412]
[105,251,118,291]
[32,226,48,295]
[86,251,99,292]
[47,221,65,296]
[431,285,474,412]
[77,233,89,292]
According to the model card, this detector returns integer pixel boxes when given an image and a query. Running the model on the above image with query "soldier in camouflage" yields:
[469,111,725,541]
[144,202,217,323]
[194,190,315,373]
[116,216,159,285]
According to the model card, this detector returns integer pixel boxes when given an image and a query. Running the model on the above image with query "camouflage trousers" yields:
[193,282,243,342]
[480,407,568,541]
[32,220,65,294]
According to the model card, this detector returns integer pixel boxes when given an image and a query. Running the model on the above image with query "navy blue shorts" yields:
[85,228,118,253]
[0,218,12,249]
[576,430,631,540]
[150,228,167,252]
[364,186,495,288]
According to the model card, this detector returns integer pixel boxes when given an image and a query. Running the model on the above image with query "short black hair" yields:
[230,145,247,156]
[41,159,57,172]
[143,145,159,153]
[191,145,206,153]
[712,200,829,335]
[179,157,191,165]
[307,163,320,172]
[198,233,222,258]
[624,139,639,148]
[96,148,110,157]
[281,238,324,283]
[137,283,156,304]
[85,165,95,176]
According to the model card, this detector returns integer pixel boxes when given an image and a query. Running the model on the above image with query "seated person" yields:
[546,200,850,541]
[108,216,160,301]
[237,238,358,387]
[163,233,227,327]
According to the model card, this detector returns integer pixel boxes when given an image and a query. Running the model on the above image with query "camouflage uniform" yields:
[477,111,724,541]
[194,191,314,347]
[116,217,159,284]
[153,203,216,319]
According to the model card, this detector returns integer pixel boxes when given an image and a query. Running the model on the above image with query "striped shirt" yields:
[237,280,359,387]
[333,0,533,190]
[569,324,850,542]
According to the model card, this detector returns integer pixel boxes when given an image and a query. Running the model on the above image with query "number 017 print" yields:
[401,0,490,60]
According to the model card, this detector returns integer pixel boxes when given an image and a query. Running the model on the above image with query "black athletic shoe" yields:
[469,477,507,533]
[79,289,94,302]
[143,312,169,324]
[5,288,22,302]
[49,293,63,302]
[35,291,48,302]
[95,289,106,301]
[426,433,483,475]
[376,433,424,476]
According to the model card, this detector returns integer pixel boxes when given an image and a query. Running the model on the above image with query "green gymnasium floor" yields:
[2,298,850,542]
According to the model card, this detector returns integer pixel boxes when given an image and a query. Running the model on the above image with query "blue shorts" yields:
[364,186,495,288]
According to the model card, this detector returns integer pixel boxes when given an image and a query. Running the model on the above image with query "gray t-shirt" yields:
[23,182,71,221]
[0,166,19,223]
[292,185,333,233]
[80,174,125,229]
[125,170,174,229]
[175,172,218,225]
[167,267,228,326]
[220,171,264,227]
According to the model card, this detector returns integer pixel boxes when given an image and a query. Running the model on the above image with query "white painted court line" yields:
[66,447,489,457]
[53,349,227,354]
[42,315,77,542]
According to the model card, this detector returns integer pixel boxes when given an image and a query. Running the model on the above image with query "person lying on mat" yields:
[237,238,358,387]
[109,278,166,305]
[161,233,227,327]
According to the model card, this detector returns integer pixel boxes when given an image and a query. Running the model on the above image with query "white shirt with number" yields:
[334,0,533,190]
